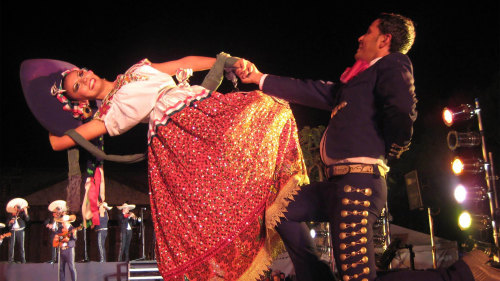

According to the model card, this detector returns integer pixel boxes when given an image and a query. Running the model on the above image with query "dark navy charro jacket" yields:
[262,52,417,162]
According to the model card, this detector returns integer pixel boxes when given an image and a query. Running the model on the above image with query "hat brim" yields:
[117,204,136,210]
[48,200,68,212]
[20,59,82,137]
[6,198,28,213]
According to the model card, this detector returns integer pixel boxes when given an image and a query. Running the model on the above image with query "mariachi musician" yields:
[45,200,67,264]
[6,198,29,263]
[117,202,140,262]
[54,214,79,281]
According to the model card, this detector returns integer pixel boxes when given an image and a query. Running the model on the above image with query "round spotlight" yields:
[451,157,484,175]
[454,184,467,203]
[310,229,316,239]
[443,108,454,127]
[447,131,481,150]
[442,104,475,127]
[452,158,465,175]
[458,211,472,230]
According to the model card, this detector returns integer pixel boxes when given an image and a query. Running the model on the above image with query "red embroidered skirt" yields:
[148,90,308,281]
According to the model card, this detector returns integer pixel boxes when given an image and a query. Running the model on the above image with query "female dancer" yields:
[21,54,308,281]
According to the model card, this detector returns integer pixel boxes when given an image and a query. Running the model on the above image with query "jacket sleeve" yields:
[262,75,338,111]
[22,212,30,222]
[376,54,418,160]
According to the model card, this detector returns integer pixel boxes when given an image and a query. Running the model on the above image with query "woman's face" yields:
[63,68,103,101]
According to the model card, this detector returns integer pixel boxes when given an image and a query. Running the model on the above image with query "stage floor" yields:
[0,261,139,281]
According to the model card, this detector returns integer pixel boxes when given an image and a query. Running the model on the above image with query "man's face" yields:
[355,19,389,62]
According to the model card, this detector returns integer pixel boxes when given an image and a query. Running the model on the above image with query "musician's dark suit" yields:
[44,216,62,263]
[262,53,418,280]
[6,210,29,263]
[57,225,77,281]
[118,213,138,261]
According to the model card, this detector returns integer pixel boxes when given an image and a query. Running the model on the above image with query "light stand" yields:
[474,99,500,258]
[427,207,437,269]
[444,98,500,260]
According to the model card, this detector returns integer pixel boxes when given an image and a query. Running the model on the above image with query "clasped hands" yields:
[233,58,263,85]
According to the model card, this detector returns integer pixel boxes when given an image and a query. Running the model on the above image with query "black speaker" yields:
[404,170,424,210]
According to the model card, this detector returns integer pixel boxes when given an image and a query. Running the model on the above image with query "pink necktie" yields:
[340,60,370,84]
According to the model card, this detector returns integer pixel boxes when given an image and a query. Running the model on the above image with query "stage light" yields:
[444,99,500,258]
[447,131,481,150]
[458,211,492,231]
[451,157,484,175]
[442,104,475,127]
[310,229,316,238]
[459,211,472,230]
[454,184,488,203]
[454,185,467,203]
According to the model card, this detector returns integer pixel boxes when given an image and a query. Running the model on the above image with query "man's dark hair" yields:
[377,13,416,54]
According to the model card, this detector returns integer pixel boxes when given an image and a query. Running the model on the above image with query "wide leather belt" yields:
[326,163,386,179]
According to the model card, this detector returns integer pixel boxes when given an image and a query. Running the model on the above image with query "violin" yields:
[10,206,28,221]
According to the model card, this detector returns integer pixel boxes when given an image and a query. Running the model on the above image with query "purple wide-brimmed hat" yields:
[20,59,81,136]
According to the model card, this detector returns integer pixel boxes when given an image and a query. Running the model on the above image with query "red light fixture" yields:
[442,104,475,127]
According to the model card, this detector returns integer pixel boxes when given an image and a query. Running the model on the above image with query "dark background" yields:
[1,1,499,248]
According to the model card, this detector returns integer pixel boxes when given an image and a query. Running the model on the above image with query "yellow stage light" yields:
[458,211,472,230]
[458,211,491,231]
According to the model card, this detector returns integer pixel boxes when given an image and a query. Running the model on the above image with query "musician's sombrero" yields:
[48,200,68,212]
[6,198,28,213]
[117,203,136,210]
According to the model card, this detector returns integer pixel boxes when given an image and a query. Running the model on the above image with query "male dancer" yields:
[237,12,500,281]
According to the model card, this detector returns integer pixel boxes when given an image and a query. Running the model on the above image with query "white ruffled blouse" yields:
[95,59,212,143]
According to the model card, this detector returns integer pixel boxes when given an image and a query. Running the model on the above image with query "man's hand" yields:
[234,59,263,85]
